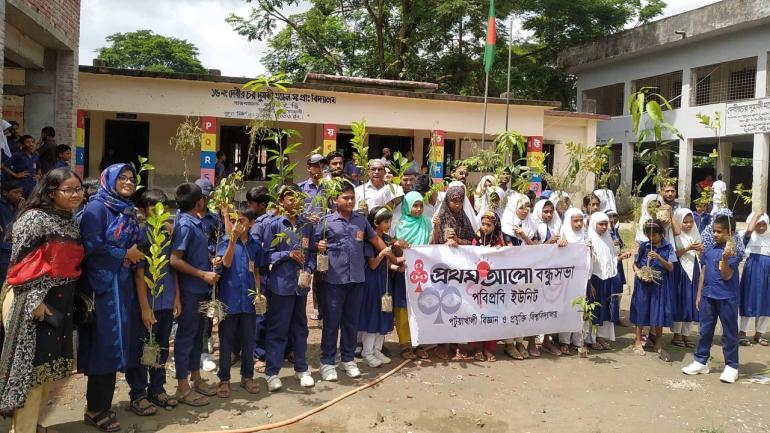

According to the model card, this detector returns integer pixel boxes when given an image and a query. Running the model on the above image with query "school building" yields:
[71,66,606,196]
[558,0,770,215]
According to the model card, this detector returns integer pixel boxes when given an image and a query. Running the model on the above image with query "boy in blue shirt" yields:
[315,180,400,381]
[127,189,181,409]
[246,186,271,364]
[263,185,315,391]
[9,134,40,198]
[0,179,22,284]
[53,144,72,169]
[215,207,261,397]
[682,214,741,383]
[169,182,220,405]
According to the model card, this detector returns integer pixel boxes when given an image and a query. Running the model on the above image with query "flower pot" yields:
[253,294,267,315]
[141,343,162,367]
[317,254,329,272]
[298,270,312,289]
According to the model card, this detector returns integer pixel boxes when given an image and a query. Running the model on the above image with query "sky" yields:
[79,0,722,78]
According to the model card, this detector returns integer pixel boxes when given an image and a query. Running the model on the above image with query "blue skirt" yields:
[630,274,673,327]
[391,269,407,309]
[673,259,700,323]
[739,253,770,317]
[358,265,394,334]
[590,275,619,324]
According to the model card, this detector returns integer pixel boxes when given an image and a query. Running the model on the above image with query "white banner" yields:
[404,244,591,345]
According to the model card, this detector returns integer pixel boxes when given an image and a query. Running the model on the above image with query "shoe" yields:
[342,361,361,378]
[374,351,391,365]
[720,365,739,383]
[364,354,382,368]
[354,344,363,359]
[320,364,338,382]
[296,371,315,387]
[266,375,282,392]
[681,360,710,375]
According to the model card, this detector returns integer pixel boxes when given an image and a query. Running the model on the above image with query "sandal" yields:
[240,378,260,394]
[671,339,686,347]
[129,398,157,416]
[148,392,178,408]
[739,338,752,346]
[193,380,217,397]
[217,381,230,398]
[632,346,646,356]
[541,342,561,356]
[685,340,696,348]
[176,389,209,407]
[504,344,524,360]
[599,341,612,351]
[473,351,485,362]
[84,411,121,432]
[516,343,530,359]
[758,337,769,347]
[591,343,603,351]
[558,344,571,355]
[435,345,450,361]
[484,351,496,362]
[414,347,430,359]
[658,349,672,362]
[400,347,417,360]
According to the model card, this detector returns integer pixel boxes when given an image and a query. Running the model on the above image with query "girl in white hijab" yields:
[586,212,619,349]
[475,186,505,225]
[594,188,617,214]
[635,194,662,242]
[671,208,703,347]
[738,212,770,346]
[533,199,562,244]
[501,192,538,245]
[473,175,496,213]
[552,207,587,353]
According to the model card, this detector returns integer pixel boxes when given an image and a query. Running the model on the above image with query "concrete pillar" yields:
[620,141,634,198]
[55,49,78,147]
[752,133,770,212]
[24,49,57,137]
[717,141,733,188]
[678,138,693,206]
[623,81,632,115]
[756,50,768,98]
[680,67,691,109]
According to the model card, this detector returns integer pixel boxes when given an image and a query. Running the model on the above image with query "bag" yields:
[381,266,392,313]
[73,291,95,326]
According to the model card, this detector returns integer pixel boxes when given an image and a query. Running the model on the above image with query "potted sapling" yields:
[313,177,344,273]
[141,202,173,367]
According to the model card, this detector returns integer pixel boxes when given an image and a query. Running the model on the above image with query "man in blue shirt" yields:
[263,185,315,391]
[169,182,220,405]
[682,214,741,383]
[298,154,325,218]
[215,207,261,396]
[315,181,400,381]
[214,151,228,185]
[10,135,40,198]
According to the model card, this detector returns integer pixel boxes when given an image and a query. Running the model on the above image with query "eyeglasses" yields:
[117,175,136,183]
[57,187,84,197]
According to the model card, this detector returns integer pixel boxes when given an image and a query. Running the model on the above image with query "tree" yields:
[226,0,665,108]
[97,30,207,74]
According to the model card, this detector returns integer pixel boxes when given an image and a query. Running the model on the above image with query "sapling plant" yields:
[169,116,201,182]
[570,295,601,358]
[350,119,370,213]
[132,155,155,193]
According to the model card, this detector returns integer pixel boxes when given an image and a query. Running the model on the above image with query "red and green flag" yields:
[483,0,496,73]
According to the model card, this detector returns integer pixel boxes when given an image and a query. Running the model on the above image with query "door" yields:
[103,120,149,187]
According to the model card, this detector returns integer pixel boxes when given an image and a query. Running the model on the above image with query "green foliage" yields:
[132,156,155,193]
[733,183,752,207]
[143,202,172,346]
[227,0,664,108]
[386,151,411,194]
[209,171,243,218]
[96,30,207,74]
[169,116,201,182]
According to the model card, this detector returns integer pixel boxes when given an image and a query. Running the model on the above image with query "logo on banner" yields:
[409,259,429,292]
[417,283,463,324]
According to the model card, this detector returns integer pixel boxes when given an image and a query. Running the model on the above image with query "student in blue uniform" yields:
[631,219,675,361]
[127,189,181,410]
[79,164,147,425]
[315,180,398,381]
[670,208,703,348]
[263,185,316,391]
[246,185,272,364]
[586,212,621,350]
[53,144,71,169]
[693,201,711,234]
[607,209,631,326]
[738,212,770,346]
[682,214,741,383]
[215,207,261,397]
[0,179,23,284]
[10,135,40,198]
[169,182,220,406]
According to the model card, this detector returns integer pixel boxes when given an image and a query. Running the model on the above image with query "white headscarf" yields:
[635,194,662,242]
[502,192,538,240]
[674,208,702,280]
[560,207,586,243]
[533,199,562,242]
[475,186,505,225]
[436,181,479,231]
[473,175,496,212]
[594,189,617,214]
[742,212,770,257]
[0,120,12,158]
[588,212,617,280]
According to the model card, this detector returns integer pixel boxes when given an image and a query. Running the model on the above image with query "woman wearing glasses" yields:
[0,167,85,433]
[78,163,146,431]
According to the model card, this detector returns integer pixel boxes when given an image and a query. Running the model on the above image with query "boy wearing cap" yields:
[299,154,325,219]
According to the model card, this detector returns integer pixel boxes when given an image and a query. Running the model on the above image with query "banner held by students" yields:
[404,244,591,345]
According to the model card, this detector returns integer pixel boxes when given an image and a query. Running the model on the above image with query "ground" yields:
[4,226,768,433]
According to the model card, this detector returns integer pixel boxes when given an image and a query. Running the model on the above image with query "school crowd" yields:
[0,149,765,433]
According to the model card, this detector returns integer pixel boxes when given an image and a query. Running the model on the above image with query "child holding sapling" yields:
[557,208,586,354]
[738,212,770,346]
[670,208,703,348]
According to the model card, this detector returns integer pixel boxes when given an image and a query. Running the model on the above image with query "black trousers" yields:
[86,372,117,412]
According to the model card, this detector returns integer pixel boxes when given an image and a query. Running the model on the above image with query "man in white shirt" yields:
[712,173,727,214]
[354,159,402,212]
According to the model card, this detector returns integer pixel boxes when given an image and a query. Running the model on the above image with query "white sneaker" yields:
[342,361,361,378]
[266,375,282,392]
[374,351,391,365]
[720,365,739,383]
[364,354,382,368]
[296,371,315,387]
[320,364,338,382]
[681,360,710,375]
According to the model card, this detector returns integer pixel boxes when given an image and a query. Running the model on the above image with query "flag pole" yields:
[482,72,489,149]
[504,19,512,133]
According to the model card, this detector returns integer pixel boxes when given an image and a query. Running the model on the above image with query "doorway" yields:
[103,120,149,187]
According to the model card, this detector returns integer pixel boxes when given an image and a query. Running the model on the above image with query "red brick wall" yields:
[23,0,80,46]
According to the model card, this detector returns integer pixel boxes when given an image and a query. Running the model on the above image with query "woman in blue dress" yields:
[631,219,675,361]
[738,212,770,346]
[79,163,147,430]
[670,208,703,348]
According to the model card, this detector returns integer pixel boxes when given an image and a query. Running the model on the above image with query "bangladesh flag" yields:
[484,0,496,73]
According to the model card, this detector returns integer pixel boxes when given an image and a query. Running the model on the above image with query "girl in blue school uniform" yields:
[738,212,770,346]
[586,212,622,350]
[359,206,397,368]
[532,198,565,356]
[670,208,704,348]
[631,219,675,361]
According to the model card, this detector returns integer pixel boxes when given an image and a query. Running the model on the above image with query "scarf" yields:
[0,209,83,414]
[701,207,745,260]
[635,194,662,242]
[93,163,139,247]
[674,208,701,280]
[475,211,503,246]
[742,212,770,256]
[588,212,617,279]
[396,191,432,246]
[434,183,476,243]
[560,208,586,243]
[473,175,496,213]
[594,189,617,214]
[501,192,538,241]
[475,186,504,224]
[533,199,561,242]
[0,120,11,158]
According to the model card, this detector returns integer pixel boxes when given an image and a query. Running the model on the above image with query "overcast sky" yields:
[79,0,722,78]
